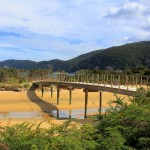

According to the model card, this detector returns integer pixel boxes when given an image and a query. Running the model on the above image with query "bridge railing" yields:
[32,73,150,91]
[54,73,150,90]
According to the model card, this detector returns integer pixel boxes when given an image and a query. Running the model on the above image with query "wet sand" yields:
[0,89,130,126]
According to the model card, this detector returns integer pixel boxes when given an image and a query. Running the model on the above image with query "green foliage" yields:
[138,137,150,149]
[0,67,53,90]
[23,83,30,89]
[133,88,150,105]
[97,89,150,149]
[96,127,126,150]
[0,122,98,150]
[0,83,22,91]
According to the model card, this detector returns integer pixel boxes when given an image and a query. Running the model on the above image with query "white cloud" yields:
[0,44,16,48]
[0,0,150,61]
[105,2,144,19]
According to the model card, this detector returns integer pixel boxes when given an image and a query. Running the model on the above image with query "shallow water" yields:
[0,108,107,120]
[51,108,107,119]
[0,111,42,119]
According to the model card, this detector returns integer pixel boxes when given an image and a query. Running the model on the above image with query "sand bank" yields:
[0,89,131,126]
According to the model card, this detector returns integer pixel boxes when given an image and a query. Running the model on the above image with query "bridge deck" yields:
[34,81,137,96]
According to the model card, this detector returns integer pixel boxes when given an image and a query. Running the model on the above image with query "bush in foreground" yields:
[96,88,150,149]
[0,121,98,150]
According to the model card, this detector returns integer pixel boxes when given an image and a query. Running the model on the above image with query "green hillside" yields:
[73,41,150,71]
[0,41,150,72]
[0,59,37,69]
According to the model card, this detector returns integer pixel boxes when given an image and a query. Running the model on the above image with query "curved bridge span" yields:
[32,74,150,118]
[33,81,136,96]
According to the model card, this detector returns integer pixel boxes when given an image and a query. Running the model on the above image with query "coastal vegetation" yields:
[0,88,149,150]
[0,68,52,91]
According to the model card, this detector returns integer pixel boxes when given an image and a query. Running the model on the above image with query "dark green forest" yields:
[0,41,150,72]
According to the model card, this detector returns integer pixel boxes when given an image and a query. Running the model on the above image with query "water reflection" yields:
[0,111,42,119]
[0,108,107,119]
[51,108,107,119]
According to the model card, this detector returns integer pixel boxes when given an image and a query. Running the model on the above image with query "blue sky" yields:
[0,0,150,61]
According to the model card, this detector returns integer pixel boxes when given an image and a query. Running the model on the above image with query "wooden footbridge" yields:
[33,73,150,118]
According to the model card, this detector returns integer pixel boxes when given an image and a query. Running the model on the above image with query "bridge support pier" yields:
[57,87,60,105]
[99,92,102,116]
[69,89,72,105]
[50,86,53,98]
[84,89,88,118]
[42,86,44,98]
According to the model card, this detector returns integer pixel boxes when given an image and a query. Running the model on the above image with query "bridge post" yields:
[97,74,99,85]
[101,74,103,84]
[84,89,88,118]
[99,92,102,117]
[84,74,86,83]
[118,75,121,89]
[126,75,129,90]
[42,86,44,98]
[147,76,149,89]
[104,74,106,86]
[132,76,135,87]
[57,86,60,105]
[86,74,88,83]
[106,74,108,84]
[77,74,79,82]
[113,75,114,87]
[92,75,94,84]
[64,73,66,82]
[69,89,72,105]
[71,75,72,82]
[135,76,138,89]
[140,76,142,87]
[73,75,75,82]
[111,75,113,87]
[50,86,53,98]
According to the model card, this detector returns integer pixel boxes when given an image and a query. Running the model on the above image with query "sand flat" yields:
[0,89,130,126]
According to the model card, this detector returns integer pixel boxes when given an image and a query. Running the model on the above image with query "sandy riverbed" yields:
[0,89,131,126]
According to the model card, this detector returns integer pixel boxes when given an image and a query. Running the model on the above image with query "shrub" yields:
[0,121,97,150]
[23,83,30,89]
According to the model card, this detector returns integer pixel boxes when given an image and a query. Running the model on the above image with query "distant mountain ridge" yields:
[0,41,150,72]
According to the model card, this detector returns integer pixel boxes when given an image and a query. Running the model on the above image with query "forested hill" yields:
[0,41,150,72]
